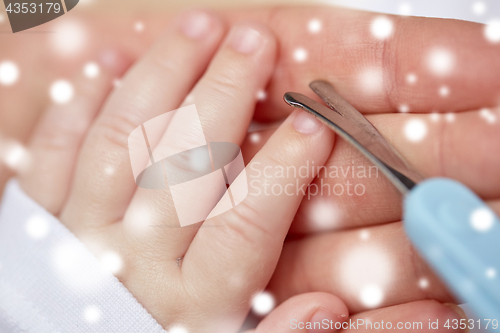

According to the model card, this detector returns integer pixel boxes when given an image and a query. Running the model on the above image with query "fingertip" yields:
[442,303,469,325]
[306,292,349,327]
[243,21,278,50]
[96,48,134,77]
[174,8,226,40]
[223,20,277,63]
[292,110,324,135]
[255,292,348,333]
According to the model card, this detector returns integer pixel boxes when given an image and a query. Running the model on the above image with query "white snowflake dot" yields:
[256,89,267,101]
[427,47,455,77]
[418,277,430,289]
[470,207,495,232]
[371,16,394,40]
[134,21,144,32]
[252,291,275,316]
[83,62,100,78]
[104,166,115,175]
[404,118,428,142]
[308,18,322,34]
[50,80,74,104]
[360,229,370,241]
[360,284,384,308]
[430,112,440,122]
[445,113,456,122]
[486,268,497,279]
[25,215,50,240]
[51,20,88,56]
[169,325,189,333]
[358,67,384,96]
[0,61,20,86]
[1,141,30,172]
[293,48,308,63]
[308,200,340,231]
[439,85,450,97]
[399,104,410,113]
[83,306,101,323]
[485,20,500,44]
[479,108,497,124]
[100,252,123,275]
[406,73,417,85]
[472,1,486,16]
[250,132,261,144]
[398,2,412,16]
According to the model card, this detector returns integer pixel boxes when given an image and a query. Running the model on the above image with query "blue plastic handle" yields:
[404,178,500,322]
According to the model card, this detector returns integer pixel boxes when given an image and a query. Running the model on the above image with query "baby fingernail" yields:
[308,309,337,332]
[293,110,322,135]
[179,10,212,39]
[228,25,263,54]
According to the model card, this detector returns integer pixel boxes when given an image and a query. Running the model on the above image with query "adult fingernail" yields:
[179,10,212,39]
[443,303,470,333]
[293,110,323,135]
[308,309,338,333]
[228,25,263,54]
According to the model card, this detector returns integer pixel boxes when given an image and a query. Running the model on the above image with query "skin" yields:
[16,11,344,332]
[2,5,499,332]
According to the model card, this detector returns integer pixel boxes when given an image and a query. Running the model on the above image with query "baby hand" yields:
[18,10,346,332]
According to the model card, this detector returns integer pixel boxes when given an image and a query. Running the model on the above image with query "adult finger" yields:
[291,109,500,233]
[268,221,456,314]
[341,300,468,333]
[51,8,500,122]
[60,10,226,233]
[222,6,500,121]
[30,7,500,121]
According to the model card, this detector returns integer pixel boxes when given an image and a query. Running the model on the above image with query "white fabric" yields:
[0,180,166,333]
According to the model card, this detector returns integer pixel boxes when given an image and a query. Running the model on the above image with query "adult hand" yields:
[236,7,499,331]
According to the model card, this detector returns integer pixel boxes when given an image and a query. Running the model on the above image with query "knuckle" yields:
[407,232,431,297]
[215,200,273,245]
[98,113,140,152]
[35,118,86,151]
[435,119,447,177]
[147,53,181,78]
[206,68,241,98]
[265,142,299,169]
[379,18,401,109]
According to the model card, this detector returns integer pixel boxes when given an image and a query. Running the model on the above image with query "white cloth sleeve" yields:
[0,179,166,333]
